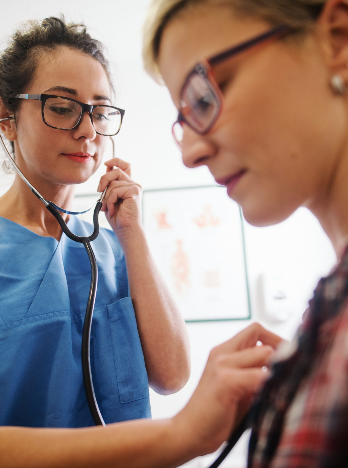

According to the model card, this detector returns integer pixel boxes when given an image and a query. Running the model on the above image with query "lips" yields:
[215,169,247,196]
[216,169,246,187]
[62,152,93,163]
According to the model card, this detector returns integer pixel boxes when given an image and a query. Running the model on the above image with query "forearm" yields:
[0,418,197,468]
[0,324,281,468]
[120,226,190,394]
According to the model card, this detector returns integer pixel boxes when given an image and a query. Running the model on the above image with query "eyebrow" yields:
[43,86,111,102]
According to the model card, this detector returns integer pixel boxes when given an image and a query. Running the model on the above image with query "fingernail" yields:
[97,182,101,192]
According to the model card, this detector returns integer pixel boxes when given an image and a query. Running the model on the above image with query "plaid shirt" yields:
[248,246,348,468]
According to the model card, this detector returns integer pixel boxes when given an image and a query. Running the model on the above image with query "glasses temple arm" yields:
[209,25,289,66]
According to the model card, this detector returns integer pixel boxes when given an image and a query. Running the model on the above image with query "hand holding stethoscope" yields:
[98,157,143,239]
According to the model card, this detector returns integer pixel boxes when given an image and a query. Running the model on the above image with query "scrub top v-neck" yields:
[0,216,151,427]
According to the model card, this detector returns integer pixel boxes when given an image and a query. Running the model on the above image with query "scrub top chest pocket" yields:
[107,297,150,404]
[85,298,151,424]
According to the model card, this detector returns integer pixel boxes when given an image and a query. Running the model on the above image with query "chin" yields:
[241,204,297,228]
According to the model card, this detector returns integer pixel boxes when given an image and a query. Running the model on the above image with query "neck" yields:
[309,152,348,260]
[0,174,75,240]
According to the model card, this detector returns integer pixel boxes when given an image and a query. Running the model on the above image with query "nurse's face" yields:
[158,6,347,227]
[12,46,111,188]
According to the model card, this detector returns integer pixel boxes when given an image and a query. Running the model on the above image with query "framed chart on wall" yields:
[142,185,251,322]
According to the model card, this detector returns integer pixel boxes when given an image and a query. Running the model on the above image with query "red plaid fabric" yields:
[248,247,348,467]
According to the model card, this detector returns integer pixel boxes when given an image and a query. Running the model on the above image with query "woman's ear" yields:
[318,0,348,76]
[0,99,17,141]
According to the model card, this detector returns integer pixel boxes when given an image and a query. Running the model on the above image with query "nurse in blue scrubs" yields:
[0,16,190,428]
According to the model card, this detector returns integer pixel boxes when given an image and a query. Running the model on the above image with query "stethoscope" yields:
[0,127,251,466]
[0,128,106,426]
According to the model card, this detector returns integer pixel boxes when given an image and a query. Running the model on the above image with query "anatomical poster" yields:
[142,185,251,322]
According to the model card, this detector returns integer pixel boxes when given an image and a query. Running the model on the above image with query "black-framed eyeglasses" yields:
[12,94,125,137]
[172,25,292,148]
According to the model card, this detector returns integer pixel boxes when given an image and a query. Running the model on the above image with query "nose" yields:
[73,112,97,140]
[181,123,214,169]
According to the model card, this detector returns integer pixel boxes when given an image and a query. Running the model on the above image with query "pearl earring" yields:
[330,74,346,95]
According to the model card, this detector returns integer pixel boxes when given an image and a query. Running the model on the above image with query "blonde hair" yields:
[142,0,327,82]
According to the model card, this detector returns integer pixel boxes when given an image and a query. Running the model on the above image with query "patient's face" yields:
[158,5,346,228]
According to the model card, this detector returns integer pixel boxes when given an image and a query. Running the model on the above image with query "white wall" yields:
[0,2,337,467]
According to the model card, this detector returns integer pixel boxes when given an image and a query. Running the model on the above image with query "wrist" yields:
[115,224,147,250]
[167,415,202,465]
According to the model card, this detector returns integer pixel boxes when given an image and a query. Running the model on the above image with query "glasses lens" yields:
[44,97,81,130]
[181,73,219,133]
[92,106,122,136]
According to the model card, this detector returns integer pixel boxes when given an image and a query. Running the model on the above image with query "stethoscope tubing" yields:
[207,412,251,468]
[47,201,105,426]
[0,131,106,426]
[82,238,105,426]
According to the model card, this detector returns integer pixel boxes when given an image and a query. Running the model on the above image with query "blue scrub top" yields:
[0,216,151,427]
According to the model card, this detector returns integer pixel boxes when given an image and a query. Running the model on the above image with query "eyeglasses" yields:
[172,25,291,148]
[12,94,125,136]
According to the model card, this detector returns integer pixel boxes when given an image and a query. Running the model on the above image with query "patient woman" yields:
[2,0,346,466]
[0,16,190,428]
[142,0,348,465]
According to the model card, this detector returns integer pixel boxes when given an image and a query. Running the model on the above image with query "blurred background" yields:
[0,1,336,466]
